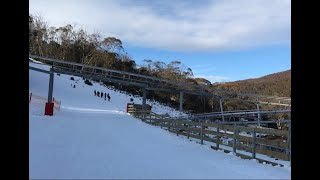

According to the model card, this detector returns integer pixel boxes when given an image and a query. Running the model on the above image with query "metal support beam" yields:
[219,98,225,122]
[142,88,147,110]
[257,103,261,126]
[29,66,51,74]
[288,122,291,163]
[200,122,204,144]
[257,101,291,107]
[48,69,54,103]
[191,109,290,119]
[216,125,220,149]
[30,54,292,107]
[53,68,147,88]
[179,91,183,112]
[212,96,214,112]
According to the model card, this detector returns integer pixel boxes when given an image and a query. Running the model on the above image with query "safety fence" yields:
[126,103,152,114]
[130,111,290,166]
[29,92,61,112]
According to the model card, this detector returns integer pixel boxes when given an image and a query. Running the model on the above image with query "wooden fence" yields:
[127,103,152,114]
[130,112,291,163]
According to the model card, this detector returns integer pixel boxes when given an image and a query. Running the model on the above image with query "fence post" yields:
[252,129,256,158]
[233,123,238,154]
[216,124,220,149]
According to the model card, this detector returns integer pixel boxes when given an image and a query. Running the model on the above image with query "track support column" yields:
[45,68,54,116]
[257,103,261,127]
[219,98,225,122]
[179,91,183,112]
[48,69,54,103]
[142,88,147,110]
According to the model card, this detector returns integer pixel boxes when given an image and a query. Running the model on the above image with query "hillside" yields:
[29,61,290,179]
[213,70,291,97]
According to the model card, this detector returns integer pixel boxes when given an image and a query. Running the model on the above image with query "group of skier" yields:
[94,90,110,101]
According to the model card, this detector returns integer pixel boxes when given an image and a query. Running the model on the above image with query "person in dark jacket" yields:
[94,90,97,96]
[104,92,107,100]
[107,93,110,101]
[101,91,104,98]
[97,91,100,97]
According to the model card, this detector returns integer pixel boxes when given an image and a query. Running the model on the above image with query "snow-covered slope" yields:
[29,60,185,117]
[29,61,291,179]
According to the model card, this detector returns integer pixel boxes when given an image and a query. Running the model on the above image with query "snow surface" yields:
[29,62,291,179]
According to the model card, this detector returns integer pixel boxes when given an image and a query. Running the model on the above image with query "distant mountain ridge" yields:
[212,70,291,97]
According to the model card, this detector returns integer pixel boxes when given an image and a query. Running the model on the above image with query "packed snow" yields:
[29,61,291,179]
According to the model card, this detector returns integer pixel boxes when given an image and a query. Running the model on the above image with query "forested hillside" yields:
[29,14,206,113]
[213,70,291,97]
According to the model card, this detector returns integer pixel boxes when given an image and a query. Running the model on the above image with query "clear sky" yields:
[29,0,291,83]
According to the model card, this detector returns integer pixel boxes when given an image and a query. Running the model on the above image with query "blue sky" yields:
[29,0,291,83]
[124,44,290,82]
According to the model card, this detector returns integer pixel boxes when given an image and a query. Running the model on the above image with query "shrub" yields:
[84,79,93,86]
[70,77,75,81]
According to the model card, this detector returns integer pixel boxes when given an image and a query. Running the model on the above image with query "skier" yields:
[107,93,111,101]
[94,90,97,96]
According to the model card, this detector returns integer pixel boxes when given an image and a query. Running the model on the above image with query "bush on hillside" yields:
[70,77,75,81]
[84,79,93,86]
